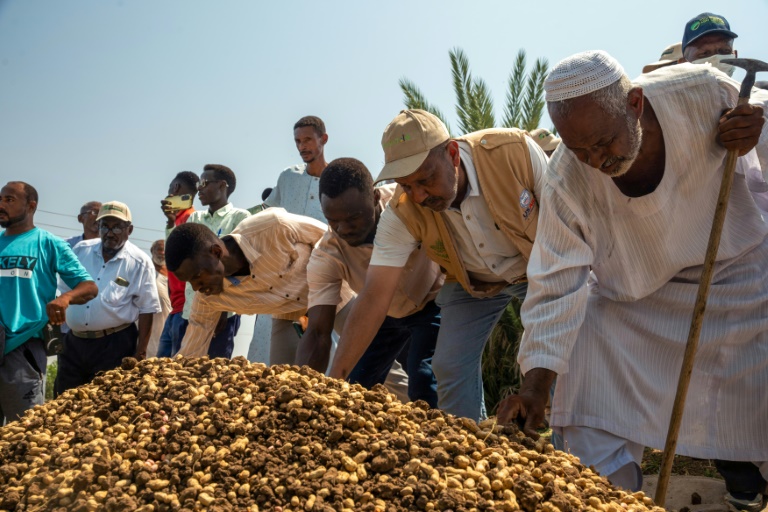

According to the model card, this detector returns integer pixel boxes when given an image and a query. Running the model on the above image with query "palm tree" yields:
[399,47,549,136]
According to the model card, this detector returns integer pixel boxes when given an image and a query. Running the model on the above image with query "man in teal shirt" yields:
[0,181,97,423]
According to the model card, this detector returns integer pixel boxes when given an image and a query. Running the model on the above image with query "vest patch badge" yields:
[429,239,450,262]
[519,189,535,220]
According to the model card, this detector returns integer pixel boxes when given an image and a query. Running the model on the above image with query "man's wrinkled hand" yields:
[496,367,556,439]
[46,296,71,326]
[718,104,765,156]
[134,349,147,361]
[497,392,548,439]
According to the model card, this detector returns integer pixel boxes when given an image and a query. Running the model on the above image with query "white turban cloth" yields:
[545,50,626,102]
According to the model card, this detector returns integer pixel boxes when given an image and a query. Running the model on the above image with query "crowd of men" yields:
[2,11,768,509]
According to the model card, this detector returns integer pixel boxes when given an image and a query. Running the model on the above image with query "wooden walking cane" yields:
[654,58,768,507]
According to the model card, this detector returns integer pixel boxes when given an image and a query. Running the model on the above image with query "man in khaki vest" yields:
[328,109,548,420]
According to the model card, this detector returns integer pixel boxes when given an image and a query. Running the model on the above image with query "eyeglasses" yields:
[99,223,130,234]
[80,210,99,216]
[197,179,229,190]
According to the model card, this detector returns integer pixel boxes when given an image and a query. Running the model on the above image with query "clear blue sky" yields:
[1,1,766,252]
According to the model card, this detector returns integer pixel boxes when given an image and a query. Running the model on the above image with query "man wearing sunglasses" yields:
[65,201,102,248]
[181,164,250,359]
[57,201,160,393]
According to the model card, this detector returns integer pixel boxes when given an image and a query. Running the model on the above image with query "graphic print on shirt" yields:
[429,239,450,262]
[519,189,535,220]
[0,255,38,278]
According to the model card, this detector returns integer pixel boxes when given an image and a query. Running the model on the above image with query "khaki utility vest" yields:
[390,129,537,298]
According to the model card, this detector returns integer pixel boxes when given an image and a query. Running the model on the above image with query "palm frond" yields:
[503,50,527,128]
[398,77,451,133]
[465,77,495,132]
[450,47,476,135]
[521,57,549,131]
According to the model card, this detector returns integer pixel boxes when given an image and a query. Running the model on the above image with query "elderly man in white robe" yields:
[498,51,768,503]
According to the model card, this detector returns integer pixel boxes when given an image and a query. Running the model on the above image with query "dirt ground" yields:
[642,449,722,480]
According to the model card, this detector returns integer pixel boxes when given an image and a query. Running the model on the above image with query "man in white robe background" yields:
[498,50,767,506]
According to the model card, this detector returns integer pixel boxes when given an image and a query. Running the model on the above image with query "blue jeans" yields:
[158,313,239,358]
[432,281,527,421]
[157,312,188,357]
[348,301,440,408]
[208,315,240,359]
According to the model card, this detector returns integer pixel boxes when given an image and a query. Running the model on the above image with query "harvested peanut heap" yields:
[0,357,664,512]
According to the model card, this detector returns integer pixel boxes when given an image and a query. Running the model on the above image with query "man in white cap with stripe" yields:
[327,110,549,421]
[499,50,768,502]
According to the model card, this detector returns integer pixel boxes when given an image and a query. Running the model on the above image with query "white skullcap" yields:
[545,50,625,102]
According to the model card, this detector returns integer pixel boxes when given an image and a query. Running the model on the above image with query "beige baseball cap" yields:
[96,201,132,222]
[642,42,683,74]
[375,109,450,183]
[529,128,561,152]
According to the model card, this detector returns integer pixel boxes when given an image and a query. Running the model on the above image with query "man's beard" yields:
[0,212,26,228]
[602,115,643,178]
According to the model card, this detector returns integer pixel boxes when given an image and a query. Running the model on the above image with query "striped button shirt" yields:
[178,208,353,357]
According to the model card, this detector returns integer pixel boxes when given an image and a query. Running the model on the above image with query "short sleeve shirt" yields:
[0,227,92,353]
[264,164,326,222]
[63,240,161,331]
[307,184,443,318]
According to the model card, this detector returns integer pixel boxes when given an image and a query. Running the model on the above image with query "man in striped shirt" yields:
[181,164,250,359]
[166,208,352,361]
[500,51,768,497]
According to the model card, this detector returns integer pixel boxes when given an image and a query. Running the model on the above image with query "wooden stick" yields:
[654,97,748,506]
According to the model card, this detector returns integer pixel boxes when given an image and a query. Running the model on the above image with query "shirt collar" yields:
[446,142,479,212]
[98,241,129,262]
[204,202,234,218]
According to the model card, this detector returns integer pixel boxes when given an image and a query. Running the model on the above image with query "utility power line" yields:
[36,222,159,245]
[37,209,165,233]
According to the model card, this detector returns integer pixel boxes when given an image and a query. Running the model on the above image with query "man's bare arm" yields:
[296,305,337,371]
[46,280,98,326]
[328,265,404,380]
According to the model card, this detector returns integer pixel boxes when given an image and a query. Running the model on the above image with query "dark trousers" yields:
[157,312,188,357]
[56,324,138,394]
[207,315,240,359]
[0,338,46,424]
[348,301,439,407]
[715,460,768,497]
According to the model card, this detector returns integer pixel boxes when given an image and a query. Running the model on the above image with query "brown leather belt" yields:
[510,276,528,285]
[71,323,132,339]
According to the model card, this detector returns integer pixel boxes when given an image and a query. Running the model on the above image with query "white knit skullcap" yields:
[545,50,625,102]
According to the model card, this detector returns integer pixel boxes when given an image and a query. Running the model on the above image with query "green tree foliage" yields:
[399,47,549,135]
[397,78,452,134]
[482,300,524,415]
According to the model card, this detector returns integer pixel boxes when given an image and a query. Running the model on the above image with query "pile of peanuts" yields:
[0,356,665,511]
